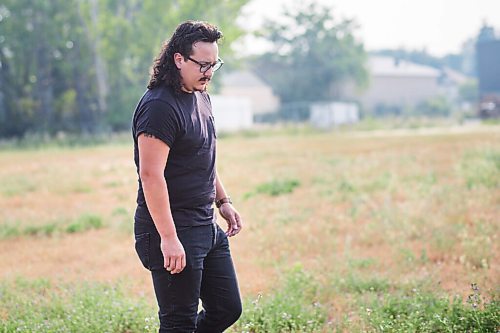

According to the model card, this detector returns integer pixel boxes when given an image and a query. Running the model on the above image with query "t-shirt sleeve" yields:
[135,100,180,148]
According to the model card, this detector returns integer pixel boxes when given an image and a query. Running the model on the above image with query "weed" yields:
[0,222,21,238]
[348,257,377,269]
[24,223,58,236]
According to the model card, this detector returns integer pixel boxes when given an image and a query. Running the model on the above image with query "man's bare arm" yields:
[138,133,185,273]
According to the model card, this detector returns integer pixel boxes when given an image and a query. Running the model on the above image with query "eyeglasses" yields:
[187,57,224,74]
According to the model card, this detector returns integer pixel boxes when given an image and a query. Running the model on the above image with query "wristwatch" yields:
[215,197,232,208]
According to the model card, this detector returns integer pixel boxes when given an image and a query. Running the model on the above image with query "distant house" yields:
[219,70,280,115]
[356,56,442,112]
[210,95,253,132]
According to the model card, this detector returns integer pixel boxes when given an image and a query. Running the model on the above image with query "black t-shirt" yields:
[132,85,217,226]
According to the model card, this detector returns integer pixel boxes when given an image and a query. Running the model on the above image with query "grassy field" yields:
[0,125,498,332]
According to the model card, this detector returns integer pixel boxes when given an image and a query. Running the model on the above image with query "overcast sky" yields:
[237,0,500,57]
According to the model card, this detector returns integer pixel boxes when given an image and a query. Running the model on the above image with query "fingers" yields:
[164,254,186,274]
[227,213,243,237]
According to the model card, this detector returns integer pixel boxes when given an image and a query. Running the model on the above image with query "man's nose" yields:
[204,66,214,77]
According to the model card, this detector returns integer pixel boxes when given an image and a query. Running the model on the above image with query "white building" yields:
[358,56,442,111]
[219,70,280,115]
[210,95,253,132]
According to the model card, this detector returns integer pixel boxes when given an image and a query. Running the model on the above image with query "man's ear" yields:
[173,53,184,69]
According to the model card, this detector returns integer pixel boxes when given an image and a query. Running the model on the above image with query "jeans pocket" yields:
[135,232,151,270]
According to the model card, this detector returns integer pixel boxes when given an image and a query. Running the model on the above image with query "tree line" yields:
[0,0,248,139]
[0,1,372,139]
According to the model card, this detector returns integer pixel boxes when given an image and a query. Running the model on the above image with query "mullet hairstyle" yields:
[148,21,223,92]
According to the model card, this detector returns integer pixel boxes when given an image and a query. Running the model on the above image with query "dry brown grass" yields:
[0,126,498,319]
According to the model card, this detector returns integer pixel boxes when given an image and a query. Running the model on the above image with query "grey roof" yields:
[370,56,441,78]
[221,70,269,88]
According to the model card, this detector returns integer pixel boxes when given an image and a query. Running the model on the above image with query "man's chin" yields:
[194,83,208,92]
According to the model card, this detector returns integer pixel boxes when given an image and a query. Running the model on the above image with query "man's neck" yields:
[181,85,193,93]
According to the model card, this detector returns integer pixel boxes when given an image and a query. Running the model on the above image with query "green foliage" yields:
[253,2,368,104]
[0,279,158,333]
[0,0,250,138]
[231,265,327,333]
[363,285,500,332]
[245,178,300,198]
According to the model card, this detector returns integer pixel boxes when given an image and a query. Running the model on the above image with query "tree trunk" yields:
[34,8,54,134]
[90,0,108,114]
[72,41,94,133]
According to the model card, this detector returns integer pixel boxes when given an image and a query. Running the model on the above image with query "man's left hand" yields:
[219,204,243,237]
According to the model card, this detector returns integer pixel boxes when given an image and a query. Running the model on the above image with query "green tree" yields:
[252,2,368,104]
[78,0,249,131]
[0,0,97,137]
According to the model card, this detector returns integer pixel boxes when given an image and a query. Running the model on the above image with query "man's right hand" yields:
[160,235,186,274]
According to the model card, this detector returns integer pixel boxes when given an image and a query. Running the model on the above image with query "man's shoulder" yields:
[143,85,176,105]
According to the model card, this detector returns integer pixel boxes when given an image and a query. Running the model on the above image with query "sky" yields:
[237,0,500,57]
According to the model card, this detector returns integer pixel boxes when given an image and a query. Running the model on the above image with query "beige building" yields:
[219,70,280,115]
[355,56,442,111]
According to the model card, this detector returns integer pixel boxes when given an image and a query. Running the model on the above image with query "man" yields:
[132,21,243,332]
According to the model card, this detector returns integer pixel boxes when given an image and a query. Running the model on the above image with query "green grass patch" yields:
[0,221,22,238]
[230,265,327,332]
[459,148,500,189]
[0,214,104,239]
[337,274,391,294]
[244,178,300,199]
[65,214,103,233]
[0,278,158,333]
[362,285,499,332]
[0,176,38,197]
[24,223,59,237]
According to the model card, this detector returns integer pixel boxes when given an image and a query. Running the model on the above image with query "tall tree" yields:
[253,2,368,104]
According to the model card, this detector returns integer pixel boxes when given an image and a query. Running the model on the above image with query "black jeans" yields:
[134,217,242,333]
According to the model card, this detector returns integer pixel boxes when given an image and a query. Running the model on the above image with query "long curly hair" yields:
[148,21,223,91]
